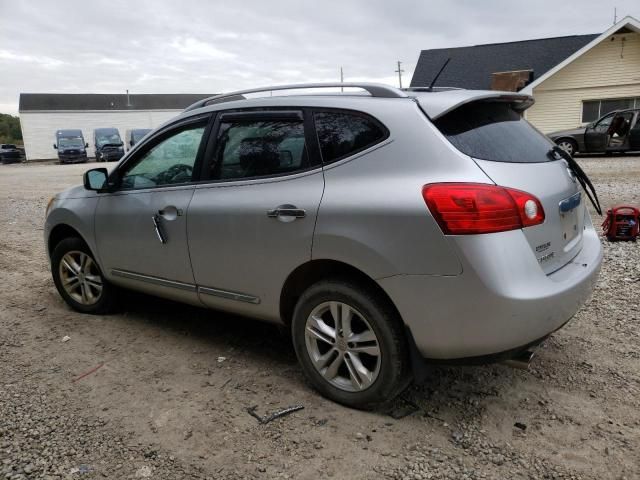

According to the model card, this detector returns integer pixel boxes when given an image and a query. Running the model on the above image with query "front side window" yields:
[120,123,205,189]
[210,118,309,180]
[593,113,615,132]
[314,111,387,164]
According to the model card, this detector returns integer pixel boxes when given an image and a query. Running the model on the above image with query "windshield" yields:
[97,133,122,147]
[58,137,85,149]
[435,102,554,163]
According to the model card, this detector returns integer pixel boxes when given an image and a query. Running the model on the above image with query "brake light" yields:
[422,183,545,235]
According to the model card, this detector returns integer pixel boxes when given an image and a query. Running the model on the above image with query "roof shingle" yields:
[19,93,217,112]
[410,34,598,90]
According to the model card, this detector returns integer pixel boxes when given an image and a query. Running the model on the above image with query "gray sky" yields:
[1,0,638,115]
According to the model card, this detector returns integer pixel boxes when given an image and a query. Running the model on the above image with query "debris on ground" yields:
[246,405,305,424]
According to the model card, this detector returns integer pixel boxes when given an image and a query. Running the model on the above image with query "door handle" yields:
[158,205,182,220]
[152,214,167,244]
[267,205,306,219]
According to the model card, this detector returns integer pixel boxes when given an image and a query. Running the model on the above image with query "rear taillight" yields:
[422,183,545,235]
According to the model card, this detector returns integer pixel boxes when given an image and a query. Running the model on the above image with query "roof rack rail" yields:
[402,86,464,92]
[183,83,407,112]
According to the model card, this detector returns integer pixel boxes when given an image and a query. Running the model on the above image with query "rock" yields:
[135,465,152,478]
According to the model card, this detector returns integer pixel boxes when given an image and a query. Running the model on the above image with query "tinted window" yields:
[435,103,553,163]
[211,118,309,180]
[314,111,387,164]
[593,113,615,132]
[120,123,205,189]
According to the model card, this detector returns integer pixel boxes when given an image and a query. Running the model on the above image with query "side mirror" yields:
[85,143,89,148]
[83,168,108,191]
[53,144,58,149]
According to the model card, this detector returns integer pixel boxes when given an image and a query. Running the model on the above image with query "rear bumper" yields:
[378,221,602,359]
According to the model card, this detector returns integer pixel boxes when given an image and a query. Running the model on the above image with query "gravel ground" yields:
[0,156,639,480]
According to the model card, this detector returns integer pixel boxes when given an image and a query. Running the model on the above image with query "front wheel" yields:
[51,237,116,314]
[556,139,577,156]
[292,280,410,409]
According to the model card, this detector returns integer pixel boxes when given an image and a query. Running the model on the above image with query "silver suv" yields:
[45,83,602,408]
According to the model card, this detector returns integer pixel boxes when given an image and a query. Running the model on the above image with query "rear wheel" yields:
[51,237,116,314]
[556,138,577,156]
[292,280,410,409]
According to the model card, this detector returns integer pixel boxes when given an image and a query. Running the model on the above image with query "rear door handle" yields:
[267,205,306,219]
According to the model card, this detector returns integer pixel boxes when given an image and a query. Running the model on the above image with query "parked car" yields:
[0,143,22,164]
[94,128,125,162]
[548,108,640,156]
[54,130,89,164]
[45,83,602,408]
[125,129,152,151]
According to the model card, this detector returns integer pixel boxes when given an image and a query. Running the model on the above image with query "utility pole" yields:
[395,61,404,89]
[340,66,344,92]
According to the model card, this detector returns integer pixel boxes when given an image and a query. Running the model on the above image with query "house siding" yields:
[19,110,182,161]
[526,32,640,133]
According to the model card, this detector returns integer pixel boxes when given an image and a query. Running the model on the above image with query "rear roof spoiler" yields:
[411,90,535,119]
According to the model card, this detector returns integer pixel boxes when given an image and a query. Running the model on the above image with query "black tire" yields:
[51,237,117,314]
[556,138,578,156]
[291,280,410,409]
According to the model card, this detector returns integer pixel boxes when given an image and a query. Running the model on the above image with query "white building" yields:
[18,93,214,161]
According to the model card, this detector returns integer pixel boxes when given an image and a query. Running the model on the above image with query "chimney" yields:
[491,70,533,92]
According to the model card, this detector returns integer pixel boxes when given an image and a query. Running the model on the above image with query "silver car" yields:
[45,83,602,408]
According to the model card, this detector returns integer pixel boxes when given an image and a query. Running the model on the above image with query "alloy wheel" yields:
[557,140,575,156]
[58,251,103,305]
[304,301,381,392]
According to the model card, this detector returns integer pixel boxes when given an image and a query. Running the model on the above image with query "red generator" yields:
[602,205,640,241]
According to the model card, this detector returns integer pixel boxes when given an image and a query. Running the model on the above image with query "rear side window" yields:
[314,111,387,164]
[435,103,554,163]
[211,118,310,180]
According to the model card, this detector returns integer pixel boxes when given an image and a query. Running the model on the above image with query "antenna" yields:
[395,61,404,89]
[427,58,451,91]
[614,7,617,24]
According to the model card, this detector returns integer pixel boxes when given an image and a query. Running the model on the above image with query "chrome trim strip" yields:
[198,286,260,304]
[111,269,196,292]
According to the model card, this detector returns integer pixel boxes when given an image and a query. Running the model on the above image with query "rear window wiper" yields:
[548,146,602,215]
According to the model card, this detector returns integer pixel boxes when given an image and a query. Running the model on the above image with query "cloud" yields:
[170,36,237,60]
[0,49,65,68]
[0,0,638,115]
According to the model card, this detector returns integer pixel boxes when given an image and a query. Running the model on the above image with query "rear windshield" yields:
[435,102,553,163]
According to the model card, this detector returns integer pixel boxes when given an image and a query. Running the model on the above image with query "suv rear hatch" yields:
[424,97,587,275]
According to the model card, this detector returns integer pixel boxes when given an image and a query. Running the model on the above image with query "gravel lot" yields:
[1,156,639,480]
